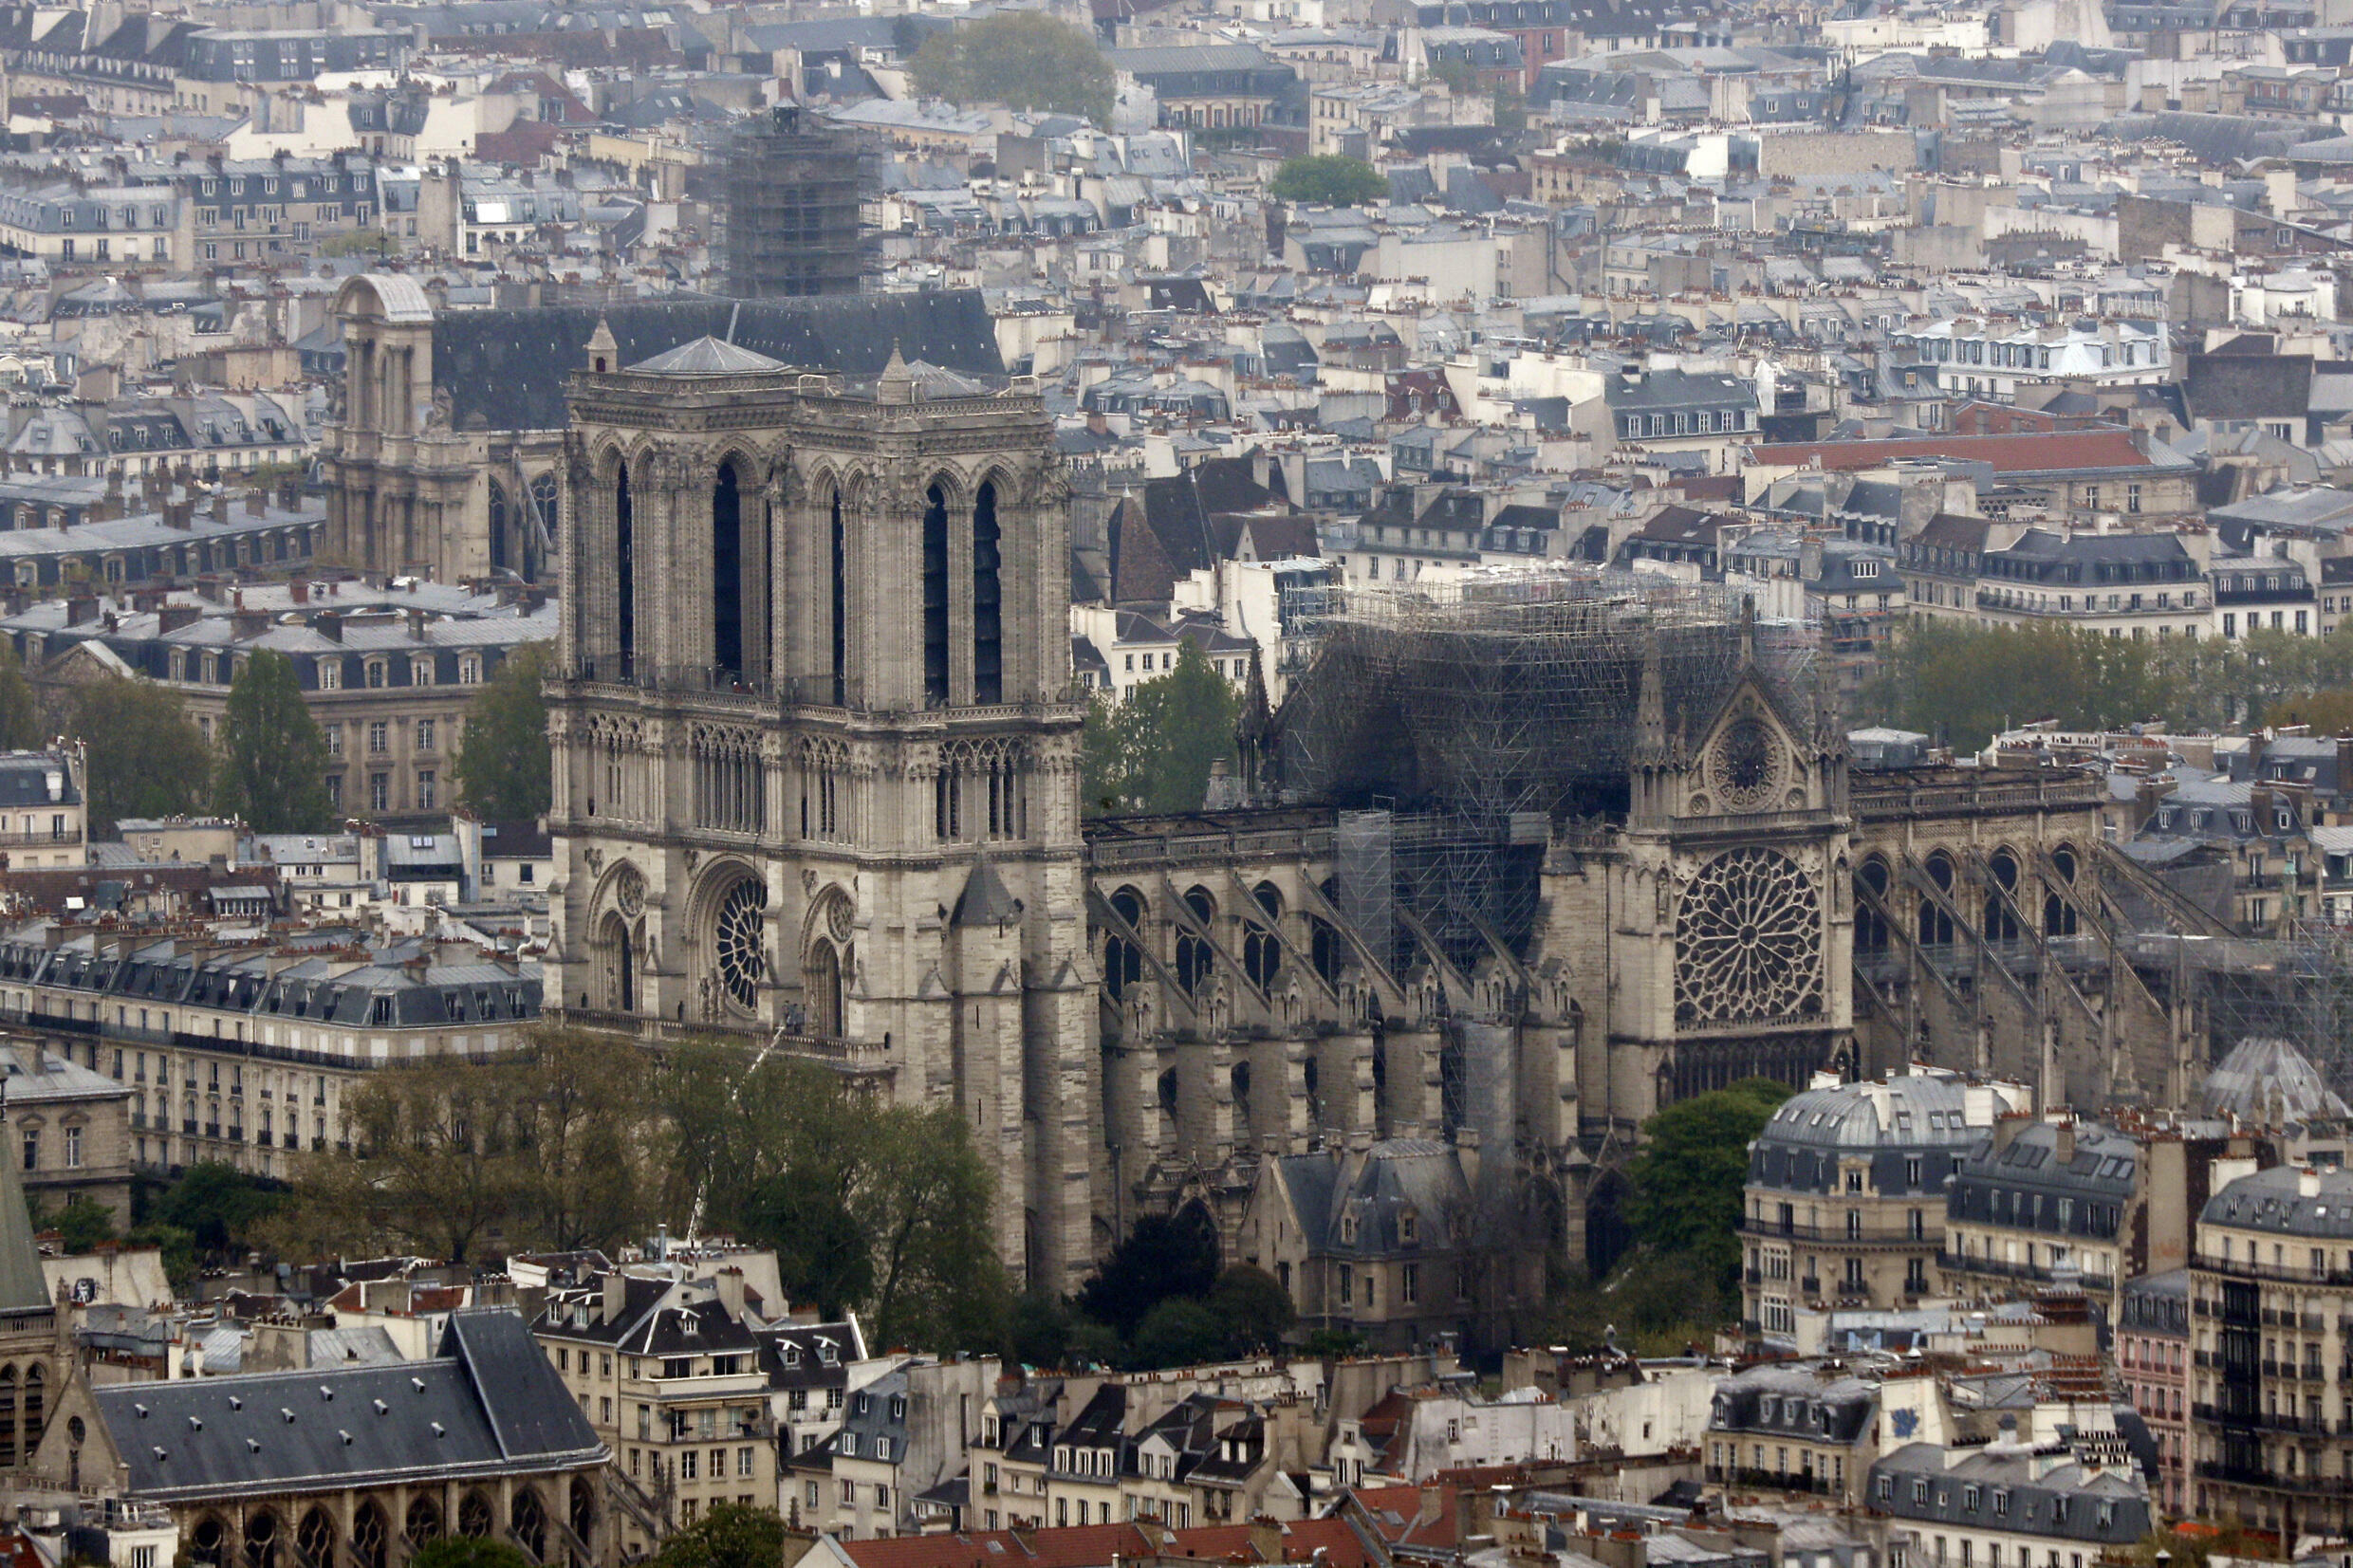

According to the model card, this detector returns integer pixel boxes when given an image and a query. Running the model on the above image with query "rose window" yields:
[1674,847,1823,1027]
[1708,713,1785,811]
[714,879,768,1011]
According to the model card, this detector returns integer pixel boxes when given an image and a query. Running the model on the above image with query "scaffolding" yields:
[1280,564,1821,822]
[2128,924,2353,1109]
[723,105,871,301]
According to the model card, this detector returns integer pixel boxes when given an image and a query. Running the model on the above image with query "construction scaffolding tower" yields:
[1279,564,1821,822]
[723,105,871,300]
[2129,923,2353,1107]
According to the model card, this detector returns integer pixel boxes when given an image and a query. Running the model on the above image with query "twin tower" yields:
[544,333,1102,1286]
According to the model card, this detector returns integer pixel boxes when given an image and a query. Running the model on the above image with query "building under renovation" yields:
[721,105,869,300]
[535,305,2225,1346]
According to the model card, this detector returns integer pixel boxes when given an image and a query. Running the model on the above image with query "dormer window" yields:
[1399,1206,1417,1244]
[783,1344,801,1368]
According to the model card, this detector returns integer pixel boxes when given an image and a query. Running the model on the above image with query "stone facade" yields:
[545,341,1095,1288]
[539,322,2189,1323]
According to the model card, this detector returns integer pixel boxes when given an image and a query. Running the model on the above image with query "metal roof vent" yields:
[373,1400,388,1415]
[187,1416,201,1430]
[281,1408,295,1423]
[132,1403,147,1419]
[338,1430,352,1446]
[412,1377,426,1393]
[245,1438,258,1453]
[431,1422,445,1438]
[228,1396,241,1411]
[319,1386,333,1401]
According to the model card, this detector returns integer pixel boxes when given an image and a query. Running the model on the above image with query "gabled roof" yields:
[92,1309,602,1501]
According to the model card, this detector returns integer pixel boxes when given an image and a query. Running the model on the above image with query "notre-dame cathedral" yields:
[536,303,2195,1315]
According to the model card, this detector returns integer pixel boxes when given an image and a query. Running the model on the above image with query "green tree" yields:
[652,1504,787,1568]
[33,1196,118,1254]
[666,1045,1005,1350]
[150,1162,286,1263]
[1269,155,1389,206]
[409,1541,535,1568]
[1208,1264,1296,1355]
[453,641,553,821]
[213,649,332,832]
[1621,1077,1793,1293]
[1128,1298,1229,1370]
[64,675,210,835]
[0,640,39,752]
[275,1029,657,1264]
[1074,1207,1220,1338]
[911,13,1114,123]
[1080,641,1240,815]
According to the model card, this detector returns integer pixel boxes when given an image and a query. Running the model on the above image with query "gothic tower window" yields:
[713,460,746,679]
[614,458,636,671]
[829,488,849,705]
[974,480,1003,704]
[923,484,950,706]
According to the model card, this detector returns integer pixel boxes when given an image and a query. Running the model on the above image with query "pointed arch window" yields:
[973,480,1003,703]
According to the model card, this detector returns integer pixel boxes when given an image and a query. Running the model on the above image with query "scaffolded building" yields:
[1280,564,1822,821]
[722,105,869,300]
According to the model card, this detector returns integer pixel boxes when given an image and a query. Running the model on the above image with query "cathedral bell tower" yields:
[545,338,1098,1288]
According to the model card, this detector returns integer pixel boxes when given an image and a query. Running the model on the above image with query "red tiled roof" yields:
[1748,430,2155,473]
[839,1524,1150,1568]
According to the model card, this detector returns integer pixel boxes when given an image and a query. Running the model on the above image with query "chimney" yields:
[289,580,309,605]
[157,605,199,635]
[166,500,193,530]
[2249,730,2268,780]
[406,607,427,640]
[277,477,303,510]
[713,1267,746,1319]
[2052,1120,2075,1164]
[210,490,228,524]
[231,609,269,640]
[601,1271,627,1325]
[313,611,343,643]
[64,593,97,626]
[244,489,265,517]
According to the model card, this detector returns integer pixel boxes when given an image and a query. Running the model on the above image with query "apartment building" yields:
[533,1268,777,1553]
[0,925,540,1179]
[2188,1162,2353,1539]
[1742,1071,2029,1345]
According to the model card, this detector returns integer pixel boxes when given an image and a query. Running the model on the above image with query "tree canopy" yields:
[910,13,1114,124]
[64,674,211,835]
[273,1028,660,1266]
[453,640,553,821]
[1622,1078,1793,1292]
[1863,619,2353,750]
[277,1031,1001,1349]
[1269,155,1388,206]
[0,640,39,753]
[213,649,333,832]
[651,1504,788,1568]
[666,1042,1002,1349]
[1081,641,1240,815]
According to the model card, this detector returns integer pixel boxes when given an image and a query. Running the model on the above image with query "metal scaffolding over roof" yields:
[1279,564,1821,821]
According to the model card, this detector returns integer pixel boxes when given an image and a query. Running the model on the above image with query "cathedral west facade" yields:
[538,313,2193,1325]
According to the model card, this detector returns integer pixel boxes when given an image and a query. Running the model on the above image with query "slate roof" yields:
[625,335,788,376]
[92,1310,603,1502]
[2203,1163,2353,1237]
[429,292,1004,433]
